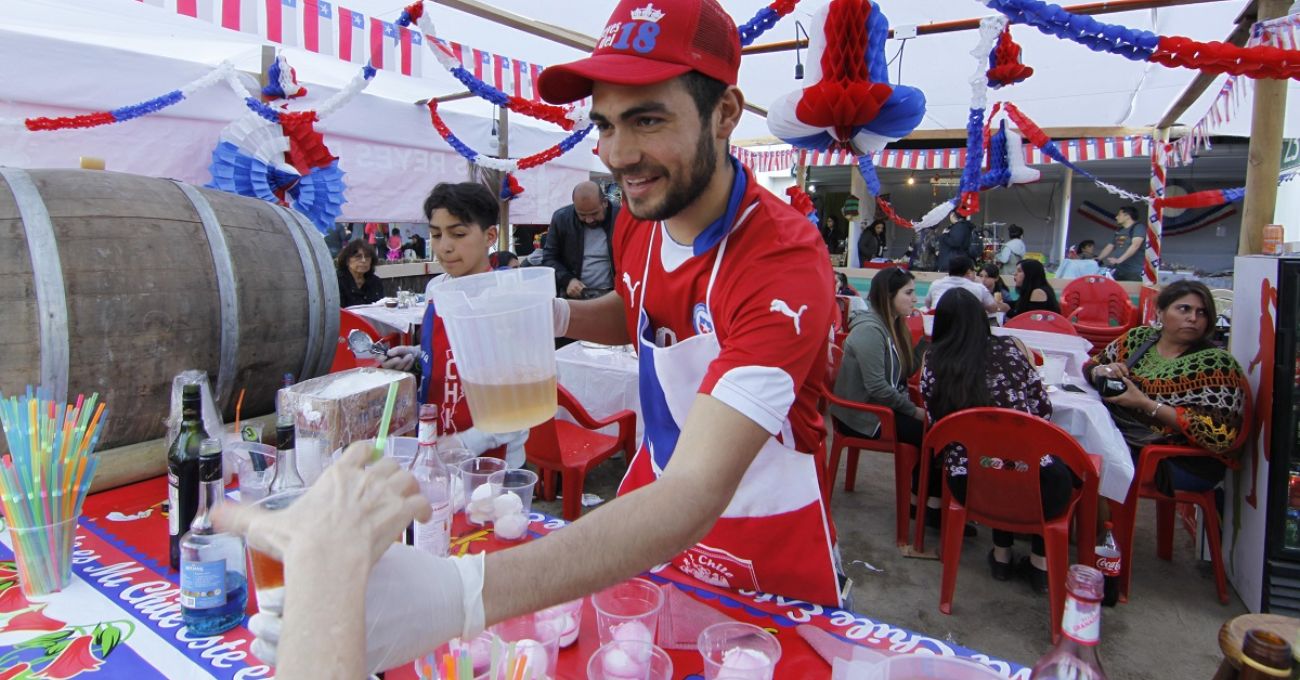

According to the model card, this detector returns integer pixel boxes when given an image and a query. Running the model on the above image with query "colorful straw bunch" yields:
[436,638,536,680]
[0,387,106,596]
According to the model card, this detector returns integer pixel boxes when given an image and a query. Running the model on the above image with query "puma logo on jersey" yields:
[622,272,641,300]
[769,299,808,335]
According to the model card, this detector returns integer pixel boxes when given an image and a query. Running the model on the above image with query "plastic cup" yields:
[536,598,584,649]
[429,268,558,433]
[230,442,276,503]
[587,640,674,680]
[440,447,475,513]
[7,518,77,599]
[459,457,507,526]
[697,622,781,680]
[592,577,664,645]
[491,613,562,679]
[922,314,935,337]
[248,488,307,594]
[1038,354,1068,386]
[487,469,537,541]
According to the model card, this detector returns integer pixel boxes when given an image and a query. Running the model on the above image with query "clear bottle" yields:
[168,384,209,570]
[180,438,248,635]
[411,404,452,557]
[268,415,305,493]
[1030,564,1108,680]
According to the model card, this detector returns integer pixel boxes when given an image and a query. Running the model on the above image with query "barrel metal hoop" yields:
[173,181,240,410]
[285,210,339,379]
[1,168,69,403]
[271,205,322,382]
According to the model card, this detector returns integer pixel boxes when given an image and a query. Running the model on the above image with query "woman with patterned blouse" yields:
[921,288,1076,592]
[1086,280,1248,495]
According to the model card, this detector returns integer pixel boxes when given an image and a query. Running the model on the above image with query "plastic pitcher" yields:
[430,267,558,433]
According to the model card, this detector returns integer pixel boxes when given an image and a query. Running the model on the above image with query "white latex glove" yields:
[381,345,419,372]
[553,297,571,337]
[445,428,530,466]
[247,545,487,673]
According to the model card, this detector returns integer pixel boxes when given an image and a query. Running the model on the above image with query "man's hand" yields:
[1105,257,1121,266]
[213,441,431,567]
[381,345,419,371]
[566,279,587,298]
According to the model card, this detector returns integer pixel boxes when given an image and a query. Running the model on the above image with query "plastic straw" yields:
[0,388,107,597]
[373,382,399,462]
[234,388,246,438]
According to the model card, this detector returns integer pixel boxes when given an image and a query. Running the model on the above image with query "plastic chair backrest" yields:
[525,391,566,467]
[1003,311,1080,336]
[905,314,925,344]
[924,408,1095,532]
[339,309,382,343]
[835,296,853,333]
[1137,285,1160,326]
[1061,276,1133,326]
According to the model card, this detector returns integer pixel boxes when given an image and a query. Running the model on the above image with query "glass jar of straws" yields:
[0,388,105,599]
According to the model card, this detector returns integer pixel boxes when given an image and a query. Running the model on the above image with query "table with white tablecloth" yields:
[555,341,643,441]
[346,301,428,338]
[994,326,1134,500]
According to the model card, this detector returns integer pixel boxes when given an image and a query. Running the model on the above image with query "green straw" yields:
[373,382,399,462]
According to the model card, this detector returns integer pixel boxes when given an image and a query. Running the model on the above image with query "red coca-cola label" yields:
[1095,548,1121,578]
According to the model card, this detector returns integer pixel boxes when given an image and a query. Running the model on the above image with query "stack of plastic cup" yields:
[488,468,537,541]
[459,457,506,525]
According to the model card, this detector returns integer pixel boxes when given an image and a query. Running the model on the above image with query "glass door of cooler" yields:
[1274,260,1300,559]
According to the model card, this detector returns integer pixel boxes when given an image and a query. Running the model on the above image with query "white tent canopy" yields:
[2,0,1296,225]
[0,0,602,223]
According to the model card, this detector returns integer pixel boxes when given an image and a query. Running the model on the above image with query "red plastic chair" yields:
[905,313,926,345]
[1110,392,1252,605]
[331,310,398,372]
[525,385,637,521]
[835,296,853,334]
[1003,311,1080,336]
[1060,276,1135,352]
[917,408,1100,642]
[823,344,920,546]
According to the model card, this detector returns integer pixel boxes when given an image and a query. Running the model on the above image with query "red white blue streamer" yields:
[1,64,236,133]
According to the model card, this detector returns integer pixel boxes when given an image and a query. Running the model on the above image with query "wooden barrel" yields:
[0,168,338,453]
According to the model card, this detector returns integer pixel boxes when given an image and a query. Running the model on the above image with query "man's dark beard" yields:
[621,128,717,222]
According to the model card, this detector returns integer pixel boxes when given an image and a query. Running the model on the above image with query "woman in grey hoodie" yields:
[830,267,926,446]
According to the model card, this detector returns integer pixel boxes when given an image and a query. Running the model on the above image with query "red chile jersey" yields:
[419,283,474,436]
[613,159,835,453]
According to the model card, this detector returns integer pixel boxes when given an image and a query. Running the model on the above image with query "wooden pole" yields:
[1055,167,1074,266]
[497,106,511,252]
[847,162,869,268]
[258,45,276,90]
[1146,128,1170,285]
[1238,0,1289,255]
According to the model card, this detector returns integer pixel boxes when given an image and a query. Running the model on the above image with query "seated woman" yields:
[830,267,925,448]
[921,288,1074,591]
[1086,280,1248,495]
[835,272,860,297]
[1009,258,1060,318]
[382,183,528,465]
[336,240,384,307]
[977,263,1010,304]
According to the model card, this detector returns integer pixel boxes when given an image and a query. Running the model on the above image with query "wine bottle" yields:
[168,384,208,570]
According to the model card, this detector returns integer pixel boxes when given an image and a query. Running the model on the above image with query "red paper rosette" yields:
[279,111,337,175]
[987,26,1034,88]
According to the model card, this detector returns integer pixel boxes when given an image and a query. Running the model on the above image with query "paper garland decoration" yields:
[785,185,818,227]
[207,60,374,235]
[425,99,593,173]
[500,173,525,201]
[738,0,802,47]
[982,0,1300,80]
[262,55,307,100]
[1,63,236,133]
[987,25,1034,88]
[767,0,926,196]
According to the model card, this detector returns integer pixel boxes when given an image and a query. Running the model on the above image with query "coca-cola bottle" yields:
[1095,521,1121,607]
[1030,564,1107,680]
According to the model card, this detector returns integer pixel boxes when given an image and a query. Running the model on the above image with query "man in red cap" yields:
[223,0,840,672]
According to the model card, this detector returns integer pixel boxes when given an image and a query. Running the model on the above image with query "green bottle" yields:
[168,384,209,570]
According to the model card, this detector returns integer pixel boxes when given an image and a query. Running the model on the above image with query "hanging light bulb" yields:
[794,21,808,80]
[907,175,916,185]
[490,106,499,141]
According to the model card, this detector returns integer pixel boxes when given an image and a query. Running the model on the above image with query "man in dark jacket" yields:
[542,181,618,299]
[936,211,974,272]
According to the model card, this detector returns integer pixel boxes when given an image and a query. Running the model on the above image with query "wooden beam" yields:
[415,91,477,106]
[743,102,768,117]
[1157,1,1256,128]
[743,0,1230,55]
[432,0,596,51]
[497,105,511,252]
[1239,0,1289,254]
